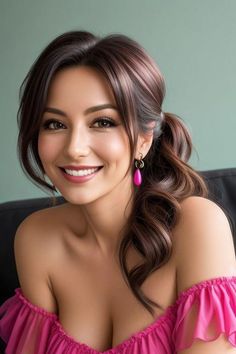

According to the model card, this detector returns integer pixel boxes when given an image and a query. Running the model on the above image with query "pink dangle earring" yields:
[133,153,144,186]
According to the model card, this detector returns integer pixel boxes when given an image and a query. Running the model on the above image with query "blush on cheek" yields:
[102,135,129,157]
[38,136,57,163]
[97,134,131,179]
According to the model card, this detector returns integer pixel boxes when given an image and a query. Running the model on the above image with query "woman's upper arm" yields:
[14,210,58,314]
[178,334,236,354]
[173,196,236,353]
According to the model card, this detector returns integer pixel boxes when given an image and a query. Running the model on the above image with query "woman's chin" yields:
[56,190,99,206]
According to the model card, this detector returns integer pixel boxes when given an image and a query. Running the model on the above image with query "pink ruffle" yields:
[1,276,236,353]
[0,289,57,354]
[47,307,176,354]
[172,276,236,350]
[0,288,177,354]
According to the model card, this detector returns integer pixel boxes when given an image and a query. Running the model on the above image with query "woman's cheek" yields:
[98,132,129,159]
[38,135,58,163]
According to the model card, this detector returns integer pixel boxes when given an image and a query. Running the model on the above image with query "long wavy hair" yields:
[17,30,209,317]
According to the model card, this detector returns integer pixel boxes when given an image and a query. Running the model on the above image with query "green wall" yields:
[1,0,236,202]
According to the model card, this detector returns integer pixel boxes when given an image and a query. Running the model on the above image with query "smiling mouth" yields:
[60,166,103,177]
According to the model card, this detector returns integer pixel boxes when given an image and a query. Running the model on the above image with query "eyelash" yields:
[41,117,117,130]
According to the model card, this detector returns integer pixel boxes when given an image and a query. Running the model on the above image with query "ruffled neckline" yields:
[15,275,236,354]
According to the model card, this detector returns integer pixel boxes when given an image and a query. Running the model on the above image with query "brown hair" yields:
[17,30,209,317]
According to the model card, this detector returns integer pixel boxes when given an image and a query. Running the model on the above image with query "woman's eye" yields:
[42,120,65,130]
[93,118,116,128]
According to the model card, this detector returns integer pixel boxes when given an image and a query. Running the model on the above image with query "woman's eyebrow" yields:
[43,104,118,117]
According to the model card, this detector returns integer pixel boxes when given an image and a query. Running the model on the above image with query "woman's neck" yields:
[68,177,135,258]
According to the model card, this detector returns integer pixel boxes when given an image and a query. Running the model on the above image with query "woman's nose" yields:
[64,130,90,158]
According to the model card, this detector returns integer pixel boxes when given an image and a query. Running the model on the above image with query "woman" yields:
[0,30,236,354]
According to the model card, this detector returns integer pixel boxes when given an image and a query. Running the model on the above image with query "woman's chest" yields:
[50,245,177,352]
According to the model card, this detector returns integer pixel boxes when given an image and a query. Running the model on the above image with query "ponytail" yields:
[119,112,209,316]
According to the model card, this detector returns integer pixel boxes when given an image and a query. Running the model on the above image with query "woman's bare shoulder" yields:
[15,203,73,270]
[17,202,72,232]
[14,203,70,314]
[171,195,236,295]
[171,195,227,251]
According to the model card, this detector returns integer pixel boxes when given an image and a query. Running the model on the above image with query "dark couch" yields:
[0,168,236,351]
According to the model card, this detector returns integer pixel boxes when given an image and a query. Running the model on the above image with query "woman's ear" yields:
[135,122,155,159]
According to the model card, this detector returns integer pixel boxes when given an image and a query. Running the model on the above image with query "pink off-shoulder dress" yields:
[1,276,236,353]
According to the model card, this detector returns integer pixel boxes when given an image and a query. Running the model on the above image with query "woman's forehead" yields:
[46,66,116,109]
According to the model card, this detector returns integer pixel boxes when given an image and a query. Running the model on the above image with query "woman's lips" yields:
[59,166,103,184]
[61,165,103,170]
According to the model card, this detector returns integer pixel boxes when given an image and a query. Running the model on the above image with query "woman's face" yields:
[38,66,133,205]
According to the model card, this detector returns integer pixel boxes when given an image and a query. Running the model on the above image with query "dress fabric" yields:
[1,276,236,354]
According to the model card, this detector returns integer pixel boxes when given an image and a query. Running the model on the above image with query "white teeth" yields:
[64,167,99,176]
